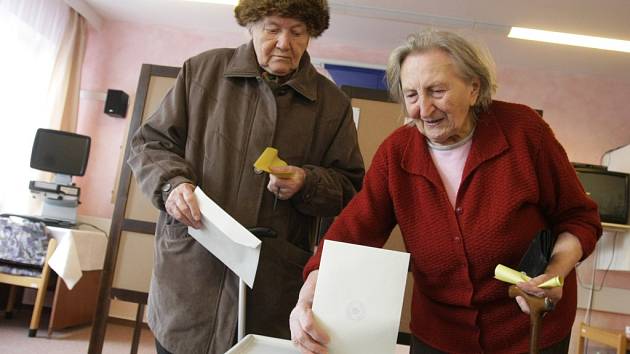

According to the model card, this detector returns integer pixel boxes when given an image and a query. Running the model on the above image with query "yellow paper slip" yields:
[494,264,563,288]
[253,147,293,178]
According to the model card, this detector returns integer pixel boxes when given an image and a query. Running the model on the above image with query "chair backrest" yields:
[0,217,49,276]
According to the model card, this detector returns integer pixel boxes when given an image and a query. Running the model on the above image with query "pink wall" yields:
[495,68,630,164]
[75,22,246,217]
[76,21,630,218]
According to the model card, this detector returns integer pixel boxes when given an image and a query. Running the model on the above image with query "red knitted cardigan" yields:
[304,100,601,353]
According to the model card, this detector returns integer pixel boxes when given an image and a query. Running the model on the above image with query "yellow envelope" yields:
[253,147,293,178]
[494,264,563,288]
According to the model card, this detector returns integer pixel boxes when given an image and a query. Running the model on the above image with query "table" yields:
[45,226,107,334]
[47,226,107,289]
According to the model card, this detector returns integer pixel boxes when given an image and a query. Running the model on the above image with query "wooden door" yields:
[89,64,179,353]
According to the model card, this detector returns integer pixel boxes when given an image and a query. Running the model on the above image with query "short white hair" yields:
[387,29,497,114]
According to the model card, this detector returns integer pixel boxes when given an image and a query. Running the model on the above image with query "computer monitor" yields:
[30,128,91,177]
[573,163,630,224]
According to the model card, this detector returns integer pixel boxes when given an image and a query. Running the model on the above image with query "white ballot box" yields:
[226,334,298,354]
[228,240,409,354]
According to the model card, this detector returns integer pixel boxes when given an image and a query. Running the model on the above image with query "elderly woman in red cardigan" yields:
[289,30,601,354]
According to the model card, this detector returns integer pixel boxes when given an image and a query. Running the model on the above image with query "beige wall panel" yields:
[143,76,176,121]
[353,98,404,168]
[125,76,175,222]
[124,176,160,222]
[121,76,175,222]
[114,74,175,292]
[112,231,155,292]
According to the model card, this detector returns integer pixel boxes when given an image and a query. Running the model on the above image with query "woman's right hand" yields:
[164,182,202,229]
[289,270,330,354]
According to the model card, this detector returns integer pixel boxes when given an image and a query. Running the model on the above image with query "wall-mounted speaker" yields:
[104,89,129,118]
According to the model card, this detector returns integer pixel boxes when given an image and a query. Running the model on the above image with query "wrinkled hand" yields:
[164,183,202,229]
[289,271,329,354]
[515,273,563,314]
[267,166,306,200]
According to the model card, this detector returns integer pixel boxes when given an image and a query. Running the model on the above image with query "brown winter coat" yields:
[127,41,364,354]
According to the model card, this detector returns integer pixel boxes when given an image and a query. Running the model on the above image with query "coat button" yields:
[455,207,463,214]
[253,167,263,175]
[454,236,461,241]
[277,87,288,96]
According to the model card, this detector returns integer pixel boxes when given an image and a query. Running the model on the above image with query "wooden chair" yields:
[577,322,628,354]
[0,238,57,337]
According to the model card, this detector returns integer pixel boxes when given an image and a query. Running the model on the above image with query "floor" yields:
[0,307,155,354]
[1,306,411,353]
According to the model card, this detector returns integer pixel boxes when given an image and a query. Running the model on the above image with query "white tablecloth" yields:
[47,227,107,289]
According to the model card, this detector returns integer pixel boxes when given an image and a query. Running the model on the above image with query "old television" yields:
[573,163,630,224]
[30,128,91,177]
[28,129,91,225]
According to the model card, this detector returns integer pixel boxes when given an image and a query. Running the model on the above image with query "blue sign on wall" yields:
[324,64,388,91]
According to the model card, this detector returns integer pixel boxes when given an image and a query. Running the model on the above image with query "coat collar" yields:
[224,41,318,102]
[401,105,509,186]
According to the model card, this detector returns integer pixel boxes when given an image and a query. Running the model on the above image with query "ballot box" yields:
[226,334,298,354]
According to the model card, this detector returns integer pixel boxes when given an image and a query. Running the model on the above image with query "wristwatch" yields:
[161,183,172,202]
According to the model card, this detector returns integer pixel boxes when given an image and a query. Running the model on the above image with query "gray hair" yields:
[386,29,497,114]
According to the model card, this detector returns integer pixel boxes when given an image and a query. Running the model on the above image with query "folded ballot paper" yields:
[494,264,563,288]
[253,147,293,178]
[494,229,563,289]
[313,240,410,354]
[188,187,261,288]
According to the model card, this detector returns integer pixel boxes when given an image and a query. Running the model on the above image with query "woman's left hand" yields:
[267,165,306,200]
[514,273,563,314]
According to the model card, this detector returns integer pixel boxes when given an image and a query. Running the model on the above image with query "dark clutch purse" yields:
[518,229,557,277]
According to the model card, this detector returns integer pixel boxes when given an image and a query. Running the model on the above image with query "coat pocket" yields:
[160,215,190,242]
[282,239,313,269]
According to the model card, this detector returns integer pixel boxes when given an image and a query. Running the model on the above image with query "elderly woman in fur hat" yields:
[127,1,364,353]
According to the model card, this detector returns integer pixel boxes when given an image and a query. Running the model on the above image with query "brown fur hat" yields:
[234,0,330,38]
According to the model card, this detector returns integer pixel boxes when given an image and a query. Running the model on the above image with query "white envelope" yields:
[188,187,262,288]
[312,240,410,354]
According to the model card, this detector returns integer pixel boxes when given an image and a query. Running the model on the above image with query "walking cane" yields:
[508,285,555,354]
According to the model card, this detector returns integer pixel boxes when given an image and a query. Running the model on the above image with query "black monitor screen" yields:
[575,167,629,224]
[30,129,91,176]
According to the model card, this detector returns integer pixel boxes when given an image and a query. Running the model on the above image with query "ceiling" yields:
[78,0,630,81]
